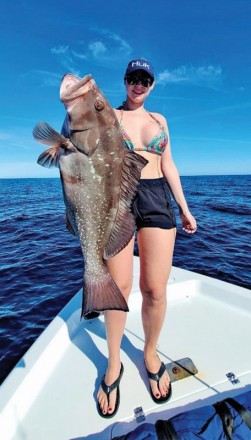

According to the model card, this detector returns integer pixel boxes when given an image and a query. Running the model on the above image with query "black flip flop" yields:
[146,361,172,404]
[97,363,124,418]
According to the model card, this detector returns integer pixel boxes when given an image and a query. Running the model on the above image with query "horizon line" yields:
[0,173,250,180]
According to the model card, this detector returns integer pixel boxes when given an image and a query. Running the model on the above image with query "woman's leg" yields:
[97,236,134,415]
[137,227,176,400]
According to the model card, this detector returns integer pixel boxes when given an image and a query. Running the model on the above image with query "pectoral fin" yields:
[37,147,61,168]
[33,121,76,168]
[33,122,68,147]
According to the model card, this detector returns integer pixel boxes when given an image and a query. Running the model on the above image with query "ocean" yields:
[0,175,250,385]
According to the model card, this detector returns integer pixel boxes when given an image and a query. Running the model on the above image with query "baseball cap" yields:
[125,58,154,80]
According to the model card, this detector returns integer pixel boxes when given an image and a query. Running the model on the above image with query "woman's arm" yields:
[157,114,197,233]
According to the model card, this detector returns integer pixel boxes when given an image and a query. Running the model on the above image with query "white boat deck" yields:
[1,257,251,440]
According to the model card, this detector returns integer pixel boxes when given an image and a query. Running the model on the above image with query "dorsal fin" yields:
[103,151,148,259]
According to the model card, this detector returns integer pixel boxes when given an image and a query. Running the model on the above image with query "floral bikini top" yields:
[119,109,168,155]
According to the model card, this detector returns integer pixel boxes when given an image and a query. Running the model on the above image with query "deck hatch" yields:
[166,357,198,382]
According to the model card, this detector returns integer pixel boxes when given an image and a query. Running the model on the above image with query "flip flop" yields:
[146,361,172,404]
[97,363,124,418]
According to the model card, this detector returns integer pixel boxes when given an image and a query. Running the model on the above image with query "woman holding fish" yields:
[97,58,197,417]
[33,58,196,418]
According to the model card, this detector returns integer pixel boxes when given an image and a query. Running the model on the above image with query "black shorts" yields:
[132,178,177,230]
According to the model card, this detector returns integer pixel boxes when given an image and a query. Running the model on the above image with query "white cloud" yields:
[39,70,64,87]
[50,46,81,76]
[71,51,87,60]
[88,41,107,57]
[20,69,63,87]
[110,33,131,54]
[84,30,132,62]
[157,65,223,88]
[50,30,132,72]
[94,30,132,59]
[51,45,69,55]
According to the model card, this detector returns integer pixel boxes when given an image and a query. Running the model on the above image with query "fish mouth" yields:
[60,73,95,109]
[70,127,92,138]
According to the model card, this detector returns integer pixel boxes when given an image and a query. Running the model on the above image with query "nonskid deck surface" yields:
[1,259,251,440]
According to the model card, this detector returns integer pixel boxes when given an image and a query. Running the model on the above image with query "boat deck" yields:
[1,257,251,439]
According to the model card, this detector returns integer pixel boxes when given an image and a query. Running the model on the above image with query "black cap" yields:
[125,58,154,80]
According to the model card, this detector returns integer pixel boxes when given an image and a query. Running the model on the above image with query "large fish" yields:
[33,73,147,318]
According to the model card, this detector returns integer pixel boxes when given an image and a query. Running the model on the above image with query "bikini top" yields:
[119,109,168,155]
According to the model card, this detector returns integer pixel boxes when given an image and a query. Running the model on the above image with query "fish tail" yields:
[81,272,129,319]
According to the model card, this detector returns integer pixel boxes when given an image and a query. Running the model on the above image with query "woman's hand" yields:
[180,211,197,234]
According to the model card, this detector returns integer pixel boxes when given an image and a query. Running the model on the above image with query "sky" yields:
[0,0,251,178]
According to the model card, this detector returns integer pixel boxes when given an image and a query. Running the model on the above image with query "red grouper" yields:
[33,73,148,318]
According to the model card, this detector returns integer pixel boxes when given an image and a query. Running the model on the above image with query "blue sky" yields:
[1,0,250,178]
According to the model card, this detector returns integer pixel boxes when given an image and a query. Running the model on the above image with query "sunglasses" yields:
[126,76,153,87]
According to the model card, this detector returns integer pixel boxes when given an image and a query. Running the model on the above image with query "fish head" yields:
[60,73,117,156]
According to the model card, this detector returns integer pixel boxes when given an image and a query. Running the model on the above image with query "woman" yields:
[97,58,197,417]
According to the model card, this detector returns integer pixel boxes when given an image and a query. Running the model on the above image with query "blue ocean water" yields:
[0,175,250,385]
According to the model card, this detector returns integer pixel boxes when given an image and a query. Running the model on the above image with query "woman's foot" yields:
[97,362,124,417]
[145,352,171,403]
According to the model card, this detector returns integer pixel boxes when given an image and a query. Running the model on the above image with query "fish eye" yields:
[94,99,105,111]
